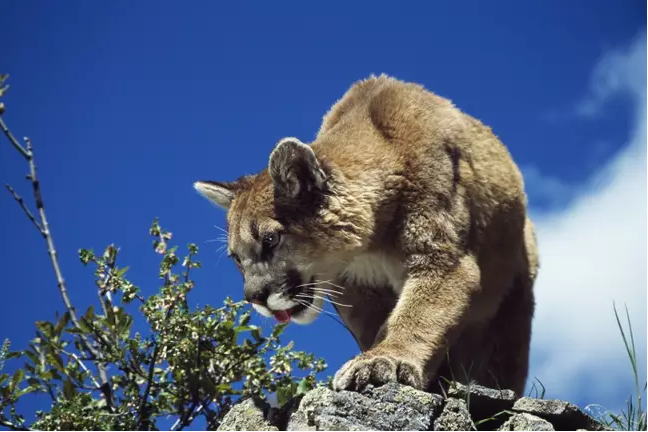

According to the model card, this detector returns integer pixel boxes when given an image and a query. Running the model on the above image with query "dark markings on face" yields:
[258,226,281,262]
[259,231,272,262]
[250,220,260,243]
[284,268,303,296]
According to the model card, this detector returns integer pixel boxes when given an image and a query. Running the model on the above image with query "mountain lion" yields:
[194,74,539,395]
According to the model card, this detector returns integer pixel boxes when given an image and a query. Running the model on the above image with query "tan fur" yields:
[194,74,539,395]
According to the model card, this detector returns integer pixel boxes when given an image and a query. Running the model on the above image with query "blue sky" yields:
[1,0,645,425]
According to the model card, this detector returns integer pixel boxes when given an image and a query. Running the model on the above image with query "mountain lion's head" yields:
[194,137,365,324]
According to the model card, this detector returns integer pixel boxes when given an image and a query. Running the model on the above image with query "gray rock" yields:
[216,383,609,431]
[287,383,443,431]
[218,397,279,431]
[513,397,609,431]
[433,398,475,431]
[448,382,518,425]
[498,413,555,431]
[286,410,316,431]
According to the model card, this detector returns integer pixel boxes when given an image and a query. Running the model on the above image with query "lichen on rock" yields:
[498,413,555,431]
[433,398,475,431]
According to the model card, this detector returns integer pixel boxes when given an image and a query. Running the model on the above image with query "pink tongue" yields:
[273,310,291,323]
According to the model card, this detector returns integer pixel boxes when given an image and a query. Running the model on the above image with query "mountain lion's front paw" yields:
[332,352,424,391]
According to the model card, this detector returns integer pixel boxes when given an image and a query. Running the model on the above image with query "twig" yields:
[171,402,203,431]
[201,402,219,431]
[138,235,200,428]
[43,380,56,402]
[137,303,177,430]
[4,185,43,234]
[71,353,101,389]
[183,251,194,283]
[0,116,29,160]
[180,251,195,310]
[96,251,121,345]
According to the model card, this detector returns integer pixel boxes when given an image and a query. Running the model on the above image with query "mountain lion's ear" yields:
[193,180,240,210]
[268,137,327,199]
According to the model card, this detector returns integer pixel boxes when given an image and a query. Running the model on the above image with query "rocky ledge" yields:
[217,382,610,431]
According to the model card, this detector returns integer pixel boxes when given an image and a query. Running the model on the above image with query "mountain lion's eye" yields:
[262,232,281,249]
[229,253,241,266]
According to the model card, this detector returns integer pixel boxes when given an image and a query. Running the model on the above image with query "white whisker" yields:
[307,288,341,298]
[213,225,228,234]
[296,294,352,308]
[214,244,229,265]
[205,237,227,244]
[296,280,346,292]
[295,299,342,320]
[296,284,344,296]
[295,299,321,314]
[314,280,348,291]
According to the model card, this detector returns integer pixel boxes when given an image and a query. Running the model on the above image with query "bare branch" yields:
[0,118,114,411]
[22,138,113,392]
[138,303,177,430]
[4,184,44,234]
[172,402,203,431]
[0,115,29,160]
[71,352,101,389]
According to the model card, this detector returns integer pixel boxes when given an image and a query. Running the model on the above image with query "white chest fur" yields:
[341,252,406,293]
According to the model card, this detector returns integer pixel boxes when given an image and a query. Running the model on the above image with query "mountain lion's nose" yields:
[245,286,270,306]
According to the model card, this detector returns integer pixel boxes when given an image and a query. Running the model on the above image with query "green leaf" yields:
[16,385,38,398]
[78,248,95,265]
[296,378,310,395]
[276,382,298,407]
[271,323,288,338]
[78,318,91,333]
[53,312,71,337]
[47,352,65,374]
[84,305,95,321]
[10,368,24,392]
[128,339,139,355]
[106,306,116,327]
[35,321,54,339]
[238,311,251,327]
[234,326,255,334]
[116,266,130,277]
[24,349,39,365]
[7,351,22,359]
[63,378,76,400]
[251,327,263,342]
[119,314,133,339]
[40,370,54,380]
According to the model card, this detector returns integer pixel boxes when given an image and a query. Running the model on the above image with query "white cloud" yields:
[521,165,575,210]
[527,28,647,414]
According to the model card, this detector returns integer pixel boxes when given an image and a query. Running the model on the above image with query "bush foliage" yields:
[0,219,327,430]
